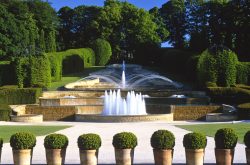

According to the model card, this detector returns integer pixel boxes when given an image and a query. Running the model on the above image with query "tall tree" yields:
[160,0,186,49]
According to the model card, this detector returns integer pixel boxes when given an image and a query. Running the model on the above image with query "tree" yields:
[160,0,187,49]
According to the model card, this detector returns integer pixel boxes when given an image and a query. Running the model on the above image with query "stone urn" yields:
[46,148,66,165]
[246,148,250,164]
[115,148,134,165]
[79,149,98,165]
[13,149,32,165]
[153,149,173,165]
[215,149,234,165]
[185,149,204,165]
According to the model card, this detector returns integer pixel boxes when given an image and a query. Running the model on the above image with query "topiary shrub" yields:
[77,133,101,150]
[183,132,207,149]
[0,138,3,148]
[112,132,137,149]
[244,131,250,148]
[236,62,249,85]
[92,39,112,66]
[150,130,175,150]
[44,134,68,149]
[215,128,238,149]
[10,132,36,150]
[0,104,11,121]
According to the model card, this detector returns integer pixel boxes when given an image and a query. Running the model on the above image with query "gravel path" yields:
[0,121,246,164]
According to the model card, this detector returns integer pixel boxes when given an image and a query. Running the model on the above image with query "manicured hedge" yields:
[206,87,250,104]
[0,86,42,105]
[237,103,250,120]
[30,55,51,88]
[185,55,199,81]
[197,47,238,87]
[48,55,62,82]
[47,48,95,76]
[236,62,250,85]
[0,104,11,121]
[92,39,112,66]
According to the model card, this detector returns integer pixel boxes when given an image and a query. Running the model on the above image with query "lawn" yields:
[176,123,250,143]
[48,66,104,90]
[0,125,71,142]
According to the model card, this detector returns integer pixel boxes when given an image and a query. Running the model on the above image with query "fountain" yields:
[102,90,146,115]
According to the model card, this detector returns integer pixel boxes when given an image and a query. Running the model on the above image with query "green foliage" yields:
[112,132,137,149]
[10,132,36,150]
[92,39,112,66]
[0,61,15,86]
[0,104,11,121]
[215,128,238,149]
[244,131,250,148]
[185,55,199,81]
[150,130,175,149]
[44,133,68,149]
[236,62,250,85]
[183,132,207,149]
[206,87,250,104]
[48,54,62,82]
[30,54,51,88]
[77,133,101,150]
[0,138,3,148]
[0,86,42,105]
[237,103,250,120]
[197,47,238,87]
[14,57,30,88]
[206,82,217,87]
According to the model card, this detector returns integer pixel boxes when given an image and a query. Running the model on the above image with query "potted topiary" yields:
[77,133,101,165]
[214,128,238,165]
[112,132,137,165]
[183,132,207,165]
[10,132,36,165]
[150,130,175,165]
[244,130,250,164]
[0,137,3,163]
[44,133,68,165]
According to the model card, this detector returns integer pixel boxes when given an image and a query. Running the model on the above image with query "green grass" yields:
[176,123,250,143]
[48,66,104,90]
[0,125,71,143]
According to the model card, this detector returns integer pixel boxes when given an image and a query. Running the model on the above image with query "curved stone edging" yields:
[11,114,43,123]
[75,114,173,122]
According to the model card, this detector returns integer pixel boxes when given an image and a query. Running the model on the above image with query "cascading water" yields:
[102,89,147,115]
[121,60,126,89]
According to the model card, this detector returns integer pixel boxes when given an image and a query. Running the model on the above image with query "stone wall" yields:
[25,105,77,121]
[173,105,222,120]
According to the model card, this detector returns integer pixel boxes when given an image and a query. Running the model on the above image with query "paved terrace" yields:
[0,121,247,165]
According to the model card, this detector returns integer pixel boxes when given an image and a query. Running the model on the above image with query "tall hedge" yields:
[197,46,238,87]
[236,62,250,85]
[92,39,112,66]
[48,55,62,82]
[47,48,95,77]
[0,61,15,86]
[30,55,51,88]
[15,55,51,88]
[0,86,42,104]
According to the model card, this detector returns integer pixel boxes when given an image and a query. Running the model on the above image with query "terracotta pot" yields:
[153,149,173,165]
[46,148,66,165]
[79,149,98,165]
[114,148,134,165]
[246,148,250,164]
[215,148,234,165]
[185,149,204,165]
[12,149,32,165]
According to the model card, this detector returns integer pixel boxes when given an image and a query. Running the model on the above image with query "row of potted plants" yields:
[0,128,249,165]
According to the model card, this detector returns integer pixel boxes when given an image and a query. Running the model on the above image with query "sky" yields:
[48,0,167,11]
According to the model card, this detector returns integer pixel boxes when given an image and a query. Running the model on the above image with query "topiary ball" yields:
[0,138,3,148]
[150,130,175,150]
[244,131,250,148]
[10,132,36,150]
[183,132,207,149]
[44,133,68,149]
[215,128,238,149]
[112,132,137,149]
[77,133,101,150]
